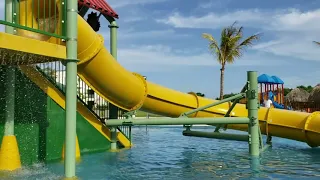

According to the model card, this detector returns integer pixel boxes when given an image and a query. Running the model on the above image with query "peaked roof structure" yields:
[258,74,276,84]
[78,0,119,18]
[271,75,284,84]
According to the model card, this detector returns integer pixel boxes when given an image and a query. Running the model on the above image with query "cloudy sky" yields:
[1,0,320,98]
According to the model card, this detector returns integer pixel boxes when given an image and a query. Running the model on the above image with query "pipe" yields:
[105,117,250,126]
[247,71,259,157]
[110,127,117,150]
[4,0,15,136]
[0,0,21,171]
[183,130,249,142]
[64,0,78,178]
[182,93,245,117]
[107,17,119,119]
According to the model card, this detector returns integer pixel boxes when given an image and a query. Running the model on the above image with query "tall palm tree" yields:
[202,21,262,100]
[313,41,320,45]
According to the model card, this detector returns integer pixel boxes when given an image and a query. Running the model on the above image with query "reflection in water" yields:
[4,126,320,179]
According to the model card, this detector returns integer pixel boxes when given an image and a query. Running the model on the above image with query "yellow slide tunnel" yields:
[17,0,320,148]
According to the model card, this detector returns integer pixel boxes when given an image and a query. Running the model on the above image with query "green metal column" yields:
[4,0,15,136]
[247,71,260,156]
[108,19,119,120]
[110,127,117,150]
[64,0,78,178]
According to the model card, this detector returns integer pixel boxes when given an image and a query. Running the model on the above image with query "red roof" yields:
[78,0,119,19]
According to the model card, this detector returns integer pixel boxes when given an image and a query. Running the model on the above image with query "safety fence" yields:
[36,61,131,141]
[0,0,67,39]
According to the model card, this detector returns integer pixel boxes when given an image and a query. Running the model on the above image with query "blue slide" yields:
[267,91,292,110]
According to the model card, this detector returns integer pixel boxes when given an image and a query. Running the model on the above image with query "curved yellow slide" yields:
[15,1,320,148]
[75,16,320,148]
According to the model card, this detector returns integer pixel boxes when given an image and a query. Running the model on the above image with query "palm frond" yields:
[238,33,262,47]
[313,41,320,46]
[202,33,223,63]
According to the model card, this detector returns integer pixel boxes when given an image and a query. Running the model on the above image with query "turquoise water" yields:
[5,126,320,179]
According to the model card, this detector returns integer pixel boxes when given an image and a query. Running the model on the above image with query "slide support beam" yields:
[181,93,246,117]
[64,0,79,178]
[4,0,15,137]
[106,117,250,126]
[110,127,117,151]
[247,71,260,157]
[0,0,21,171]
[105,15,119,120]
[214,83,248,132]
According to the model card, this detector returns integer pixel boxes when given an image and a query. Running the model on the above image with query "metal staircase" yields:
[35,61,132,144]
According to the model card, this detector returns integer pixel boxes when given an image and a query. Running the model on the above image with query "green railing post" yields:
[247,71,260,157]
[4,0,15,137]
[0,0,21,171]
[110,127,117,150]
[108,18,119,120]
[64,0,78,178]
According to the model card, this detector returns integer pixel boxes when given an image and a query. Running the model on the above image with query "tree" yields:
[202,21,262,99]
[313,41,320,46]
[283,88,293,96]
[297,85,313,93]
[215,93,237,100]
[196,92,205,97]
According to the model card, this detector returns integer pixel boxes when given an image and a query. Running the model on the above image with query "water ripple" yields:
[6,126,320,180]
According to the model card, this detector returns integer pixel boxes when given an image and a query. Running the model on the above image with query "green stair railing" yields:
[35,61,131,142]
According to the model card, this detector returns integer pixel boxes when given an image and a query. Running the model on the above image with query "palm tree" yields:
[202,21,262,100]
[313,41,320,45]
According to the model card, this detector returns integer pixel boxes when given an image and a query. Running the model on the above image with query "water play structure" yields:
[0,0,319,178]
[257,74,292,109]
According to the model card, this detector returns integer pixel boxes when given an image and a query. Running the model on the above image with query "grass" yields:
[134,110,163,117]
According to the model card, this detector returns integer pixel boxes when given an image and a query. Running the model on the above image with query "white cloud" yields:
[282,71,320,88]
[157,8,320,32]
[122,16,146,23]
[99,27,190,42]
[157,8,320,62]
[196,0,232,10]
[120,29,189,39]
[114,44,284,72]
[108,0,168,8]
[156,9,264,29]
[252,37,320,61]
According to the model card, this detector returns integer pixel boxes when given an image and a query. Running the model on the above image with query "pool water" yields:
[4,126,320,179]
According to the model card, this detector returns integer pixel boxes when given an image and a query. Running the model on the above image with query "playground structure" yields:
[257,74,290,109]
[0,0,319,179]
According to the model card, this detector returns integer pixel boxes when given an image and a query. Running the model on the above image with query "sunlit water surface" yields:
[3,126,320,180]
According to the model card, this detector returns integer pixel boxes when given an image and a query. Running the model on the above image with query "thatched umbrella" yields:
[308,85,320,103]
[285,88,310,102]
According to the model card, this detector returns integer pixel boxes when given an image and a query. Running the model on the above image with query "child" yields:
[264,98,273,108]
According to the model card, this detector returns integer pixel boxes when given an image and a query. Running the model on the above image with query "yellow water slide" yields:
[10,0,320,148]
[75,16,320,148]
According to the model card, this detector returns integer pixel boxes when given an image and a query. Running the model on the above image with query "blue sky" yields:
[1,0,320,99]
[98,0,320,98]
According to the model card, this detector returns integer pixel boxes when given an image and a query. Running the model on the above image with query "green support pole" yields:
[4,0,15,136]
[0,0,21,171]
[182,93,245,117]
[107,17,119,120]
[247,71,260,157]
[105,117,250,126]
[110,127,117,151]
[64,0,78,178]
